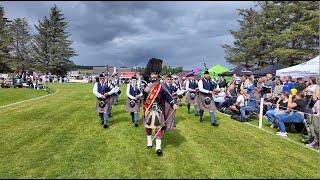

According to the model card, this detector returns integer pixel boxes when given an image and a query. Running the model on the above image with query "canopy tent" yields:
[253,64,286,77]
[219,64,252,76]
[199,64,230,79]
[276,56,320,78]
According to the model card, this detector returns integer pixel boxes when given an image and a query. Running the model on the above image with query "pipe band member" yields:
[126,75,143,127]
[197,70,219,126]
[185,73,199,115]
[93,74,113,128]
[142,58,178,156]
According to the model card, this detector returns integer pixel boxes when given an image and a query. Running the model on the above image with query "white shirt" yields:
[92,82,113,98]
[236,95,245,107]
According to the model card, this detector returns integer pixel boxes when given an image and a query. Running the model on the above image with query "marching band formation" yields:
[92,58,220,156]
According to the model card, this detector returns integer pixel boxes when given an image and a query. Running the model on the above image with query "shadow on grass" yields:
[162,129,186,149]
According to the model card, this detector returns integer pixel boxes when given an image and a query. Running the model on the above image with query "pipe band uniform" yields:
[185,73,200,115]
[142,58,178,156]
[93,74,114,128]
[126,75,143,127]
[197,69,219,126]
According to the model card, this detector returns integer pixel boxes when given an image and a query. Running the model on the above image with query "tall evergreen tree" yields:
[222,1,319,69]
[33,4,76,75]
[33,16,52,73]
[48,4,76,75]
[8,18,32,72]
[0,5,12,72]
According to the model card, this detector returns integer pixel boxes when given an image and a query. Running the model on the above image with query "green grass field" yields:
[0,83,319,178]
[0,88,49,106]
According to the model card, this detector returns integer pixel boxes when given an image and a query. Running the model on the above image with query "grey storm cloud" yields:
[2,1,254,69]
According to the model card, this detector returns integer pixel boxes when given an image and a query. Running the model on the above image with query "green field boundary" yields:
[0,87,59,109]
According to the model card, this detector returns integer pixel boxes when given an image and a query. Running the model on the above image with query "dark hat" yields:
[143,58,163,82]
[204,70,209,75]
[131,76,137,80]
[166,74,172,79]
[144,58,163,75]
[99,74,104,78]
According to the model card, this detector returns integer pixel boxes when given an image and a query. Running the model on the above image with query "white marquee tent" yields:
[276,56,320,78]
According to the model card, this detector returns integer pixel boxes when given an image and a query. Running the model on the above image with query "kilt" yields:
[185,91,198,105]
[109,94,117,106]
[143,109,165,129]
[197,92,217,111]
[96,98,110,113]
[125,98,142,112]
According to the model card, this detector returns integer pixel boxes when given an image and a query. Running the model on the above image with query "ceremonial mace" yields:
[151,109,177,142]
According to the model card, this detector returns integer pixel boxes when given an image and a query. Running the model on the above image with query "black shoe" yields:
[103,124,109,128]
[134,123,138,127]
[211,122,219,126]
[156,149,163,156]
[147,145,152,149]
[100,121,104,125]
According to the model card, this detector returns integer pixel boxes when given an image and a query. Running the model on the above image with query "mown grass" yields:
[0,88,49,106]
[0,83,319,178]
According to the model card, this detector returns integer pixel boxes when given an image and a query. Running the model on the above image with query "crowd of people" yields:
[0,72,70,89]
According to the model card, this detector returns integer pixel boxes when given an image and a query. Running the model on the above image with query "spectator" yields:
[282,76,295,94]
[265,92,289,128]
[229,88,246,114]
[305,97,320,148]
[304,76,317,108]
[276,92,306,137]
[272,79,283,99]
[295,77,306,93]
[218,75,227,88]
[239,87,260,120]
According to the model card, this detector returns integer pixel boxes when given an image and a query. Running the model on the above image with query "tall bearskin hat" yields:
[142,58,163,82]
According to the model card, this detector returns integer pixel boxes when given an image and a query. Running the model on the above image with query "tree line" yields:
[222,1,319,69]
[133,65,183,75]
[0,4,77,75]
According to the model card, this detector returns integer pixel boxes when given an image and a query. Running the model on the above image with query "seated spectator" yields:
[229,88,246,114]
[276,92,307,137]
[265,92,289,128]
[295,77,306,93]
[213,88,227,109]
[218,75,227,88]
[272,79,283,100]
[219,82,237,109]
[282,76,295,94]
[305,98,320,148]
[304,76,318,109]
[239,87,260,120]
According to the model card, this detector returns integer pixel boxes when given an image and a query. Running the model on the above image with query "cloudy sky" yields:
[2,1,255,69]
